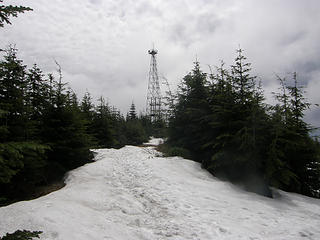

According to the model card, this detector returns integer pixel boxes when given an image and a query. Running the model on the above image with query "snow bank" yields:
[0,142,319,239]
[143,137,163,146]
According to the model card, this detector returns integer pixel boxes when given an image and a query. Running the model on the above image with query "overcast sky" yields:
[1,0,319,128]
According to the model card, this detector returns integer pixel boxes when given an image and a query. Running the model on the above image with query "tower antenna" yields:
[146,46,162,121]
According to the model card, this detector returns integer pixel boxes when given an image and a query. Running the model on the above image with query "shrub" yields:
[157,144,192,159]
[0,230,42,240]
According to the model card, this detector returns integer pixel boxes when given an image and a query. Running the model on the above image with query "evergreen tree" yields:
[206,50,271,196]
[123,102,148,145]
[0,46,28,141]
[41,69,93,173]
[274,73,319,196]
[202,62,237,170]
[80,91,97,146]
[25,64,51,140]
[0,8,97,203]
[124,120,148,146]
[168,61,210,161]
[231,49,256,105]
[91,97,115,148]
[1,229,42,240]
[287,72,311,132]
[109,107,127,148]
[80,91,94,121]
[0,47,49,201]
[0,0,32,27]
[128,102,137,120]
[139,114,154,138]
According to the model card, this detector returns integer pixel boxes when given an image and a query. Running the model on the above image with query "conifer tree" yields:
[282,73,318,196]
[166,49,319,198]
[80,91,97,146]
[128,102,137,120]
[123,103,148,145]
[0,5,95,203]
[91,97,115,147]
[202,62,237,170]
[0,46,28,141]
[25,64,51,140]
[81,91,94,121]
[207,50,270,195]
[168,61,210,160]
[287,72,311,132]
[0,0,32,27]
[41,66,93,173]
[0,47,48,200]
[231,49,256,105]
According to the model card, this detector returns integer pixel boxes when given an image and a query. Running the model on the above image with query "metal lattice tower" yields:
[146,47,161,121]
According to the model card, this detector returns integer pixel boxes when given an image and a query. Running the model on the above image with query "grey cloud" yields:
[169,23,192,46]
[134,1,163,18]
[278,30,306,47]
[1,0,320,121]
[89,0,102,5]
[196,14,220,35]
[167,14,220,47]
[306,108,320,134]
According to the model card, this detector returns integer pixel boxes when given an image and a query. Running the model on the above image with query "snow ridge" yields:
[0,143,320,239]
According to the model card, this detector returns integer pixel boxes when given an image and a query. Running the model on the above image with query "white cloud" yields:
[1,0,320,123]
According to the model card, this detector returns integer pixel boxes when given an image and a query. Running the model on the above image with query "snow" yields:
[1,139,320,240]
[143,137,164,146]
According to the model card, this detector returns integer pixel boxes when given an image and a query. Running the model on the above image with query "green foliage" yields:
[0,3,157,204]
[124,120,148,145]
[0,47,28,141]
[0,230,42,240]
[0,143,24,184]
[0,48,94,203]
[166,49,320,198]
[128,102,137,120]
[43,104,93,170]
[158,144,192,159]
[169,147,190,158]
[90,97,116,148]
[0,0,33,27]
[0,142,48,184]
[168,61,210,161]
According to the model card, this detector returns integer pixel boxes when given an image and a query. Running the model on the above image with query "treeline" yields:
[166,49,320,198]
[0,47,153,205]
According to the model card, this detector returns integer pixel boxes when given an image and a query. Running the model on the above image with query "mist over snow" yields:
[1,0,320,128]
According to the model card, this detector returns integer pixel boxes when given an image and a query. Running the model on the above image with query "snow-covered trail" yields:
[0,141,320,239]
